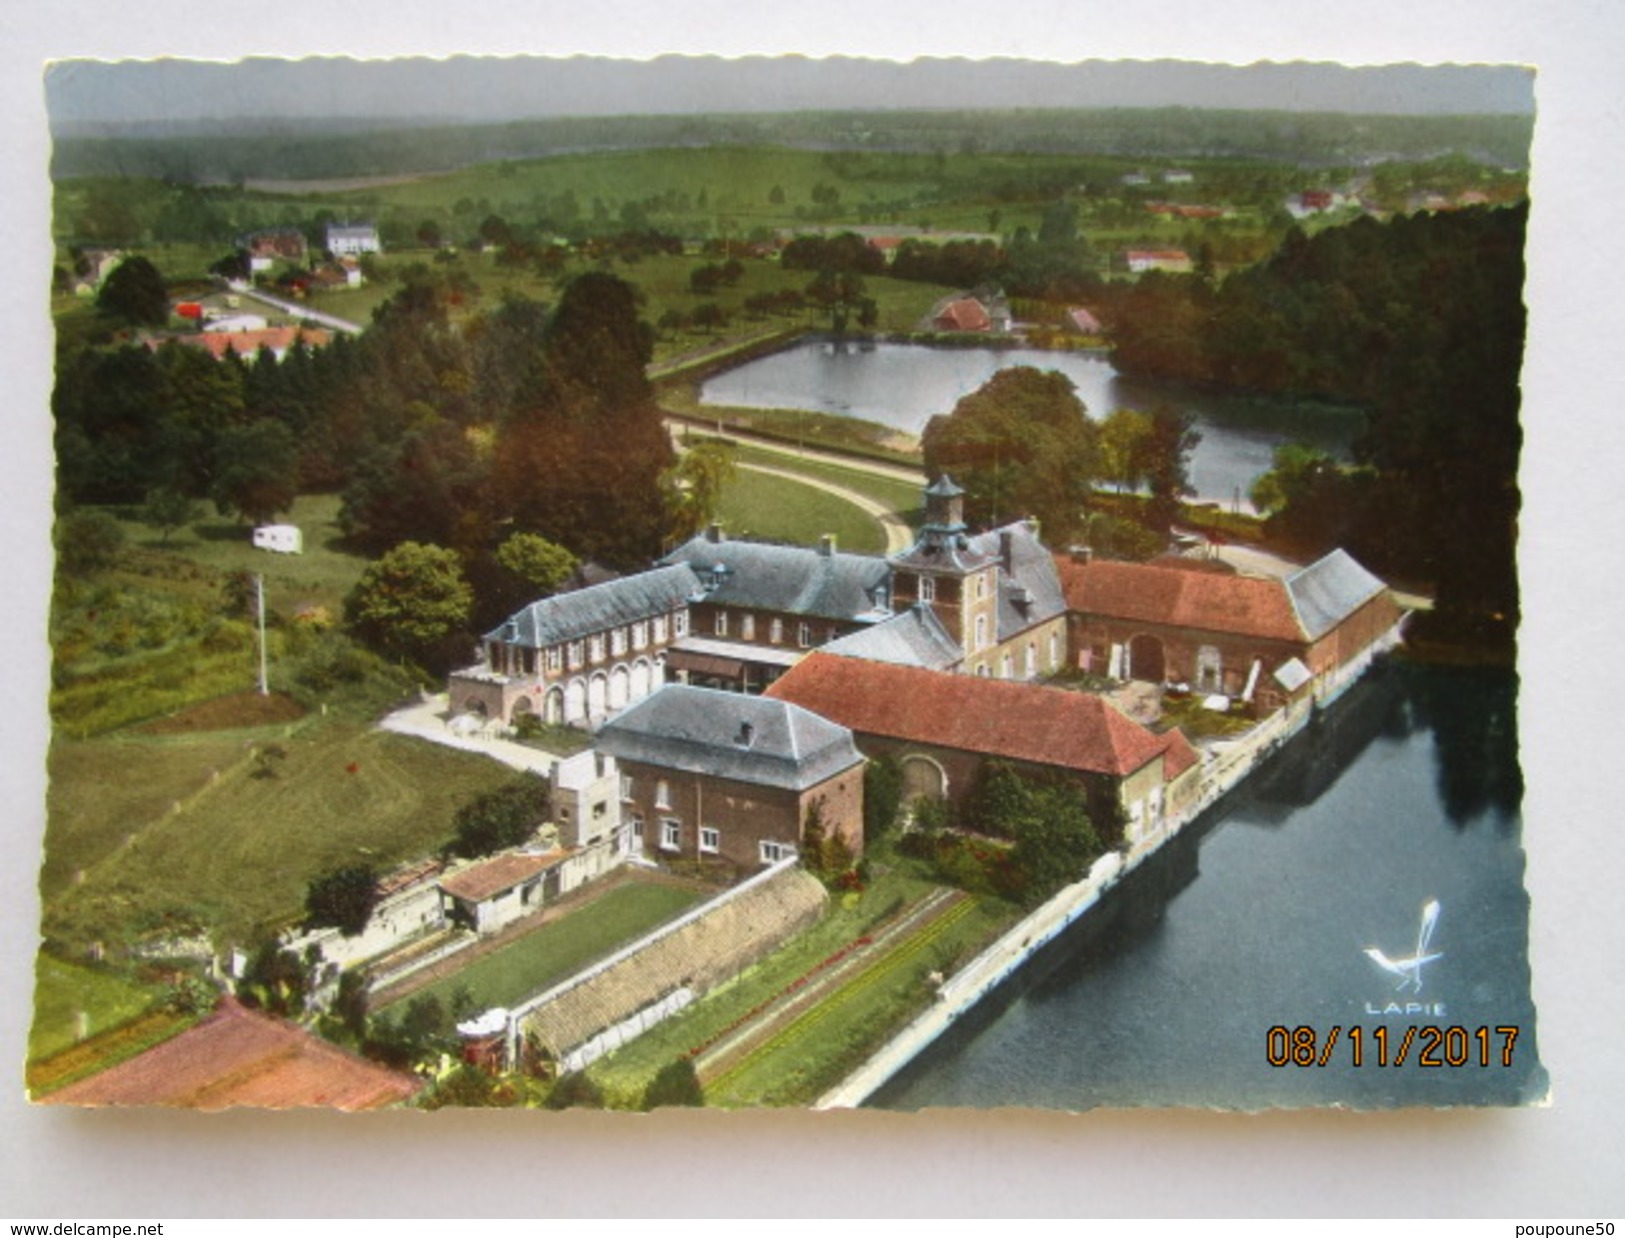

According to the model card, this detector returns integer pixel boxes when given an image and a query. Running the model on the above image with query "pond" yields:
[701,340,1367,508]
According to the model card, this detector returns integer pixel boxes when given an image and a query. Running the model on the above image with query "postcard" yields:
[28,52,1545,1121]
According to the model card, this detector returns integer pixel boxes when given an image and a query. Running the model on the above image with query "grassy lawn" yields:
[727,442,925,519]
[383,881,705,1015]
[42,734,255,900]
[715,468,887,554]
[43,722,520,955]
[585,860,1021,1108]
[29,955,169,1062]
[110,493,369,616]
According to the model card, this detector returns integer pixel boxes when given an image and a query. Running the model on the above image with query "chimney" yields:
[737,720,755,748]
[818,534,836,557]
[706,522,725,544]
[999,530,1014,571]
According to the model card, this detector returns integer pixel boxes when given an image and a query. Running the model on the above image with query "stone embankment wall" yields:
[510,862,826,1063]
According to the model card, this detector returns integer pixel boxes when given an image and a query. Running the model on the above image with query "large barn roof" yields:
[767,654,1176,779]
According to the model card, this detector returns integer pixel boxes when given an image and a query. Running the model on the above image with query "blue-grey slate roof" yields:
[596,685,864,792]
[488,563,702,648]
[662,535,891,623]
[819,606,964,671]
[1284,549,1387,640]
[966,521,1069,642]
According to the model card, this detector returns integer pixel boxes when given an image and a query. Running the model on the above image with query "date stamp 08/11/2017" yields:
[1265,1025,1522,1069]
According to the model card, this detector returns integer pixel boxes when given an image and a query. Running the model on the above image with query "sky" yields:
[44,55,1536,133]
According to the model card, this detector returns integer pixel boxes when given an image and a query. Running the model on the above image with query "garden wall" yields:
[511,862,826,1063]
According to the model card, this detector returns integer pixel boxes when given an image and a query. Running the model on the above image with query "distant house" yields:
[1125,249,1193,274]
[1054,548,1405,710]
[595,684,867,869]
[658,527,893,695]
[242,228,309,273]
[325,222,381,256]
[934,297,993,333]
[70,248,124,298]
[179,325,332,362]
[1121,171,1152,187]
[1162,170,1195,185]
[448,563,701,727]
[1066,306,1105,336]
[767,653,1201,847]
[202,312,270,334]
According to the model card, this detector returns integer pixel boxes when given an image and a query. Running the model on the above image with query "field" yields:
[29,956,169,1062]
[381,880,706,1016]
[714,468,888,555]
[112,492,364,615]
[43,720,520,956]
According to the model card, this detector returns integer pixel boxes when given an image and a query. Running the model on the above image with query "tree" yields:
[545,1071,606,1110]
[641,1056,705,1109]
[800,800,829,878]
[1098,408,1155,494]
[54,508,126,576]
[663,439,738,543]
[97,256,168,326]
[138,487,200,546]
[492,272,674,567]
[344,541,473,667]
[450,774,550,859]
[966,762,1102,905]
[211,419,300,526]
[863,754,904,843]
[1143,406,1201,536]
[495,532,578,596]
[1248,442,1338,516]
[921,367,1099,542]
[305,864,380,936]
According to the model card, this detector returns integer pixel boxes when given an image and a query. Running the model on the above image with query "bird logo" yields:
[1363,899,1443,993]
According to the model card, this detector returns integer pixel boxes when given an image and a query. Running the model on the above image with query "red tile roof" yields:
[1056,556,1306,643]
[1160,728,1200,780]
[183,326,332,360]
[44,999,419,1111]
[440,849,568,903]
[766,654,1170,778]
[935,298,991,331]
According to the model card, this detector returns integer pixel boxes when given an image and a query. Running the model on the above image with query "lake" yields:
[868,662,1544,1111]
[701,340,1367,507]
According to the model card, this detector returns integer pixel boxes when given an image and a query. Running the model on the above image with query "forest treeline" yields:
[54,271,683,636]
[1102,205,1526,646]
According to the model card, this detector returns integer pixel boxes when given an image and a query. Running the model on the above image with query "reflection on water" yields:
[869,662,1544,1111]
[700,341,1367,505]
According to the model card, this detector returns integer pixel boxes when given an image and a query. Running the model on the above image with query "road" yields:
[672,419,926,488]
